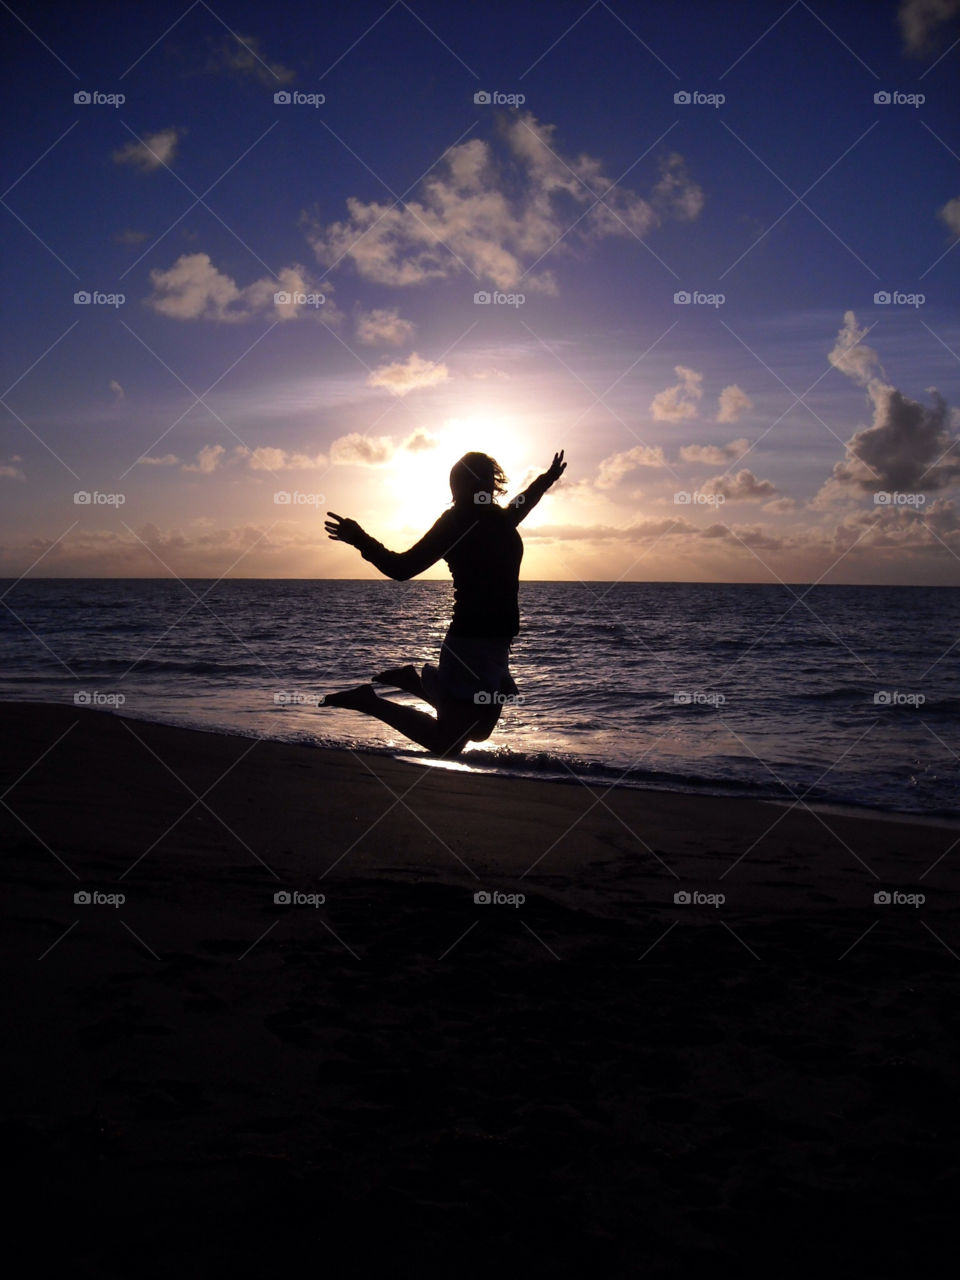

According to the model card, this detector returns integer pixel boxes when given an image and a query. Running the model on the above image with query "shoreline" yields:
[5,697,956,830]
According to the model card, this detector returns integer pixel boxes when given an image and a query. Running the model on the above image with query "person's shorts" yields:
[421,631,517,706]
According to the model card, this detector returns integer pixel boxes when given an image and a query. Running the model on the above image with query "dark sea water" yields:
[1,579,957,818]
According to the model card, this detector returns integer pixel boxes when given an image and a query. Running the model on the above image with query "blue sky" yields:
[2,0,959,581]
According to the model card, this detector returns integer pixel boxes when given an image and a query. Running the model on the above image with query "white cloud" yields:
[763,496,798,514]
[650,365,703,421]
[140,454,179,466]
[113,128,180,173]
[145,254,336,324]
[305,113,702,293]
[824,310,960,495]
[595,444,667,487]
[0,455,24,481]
[701,469,779,502]
[235,446,328,471]
[210,33,295,85]
[366,352,449,396]
[939,196,960,237]
[183,444,226,473]
[355,308,415,345]
[899,0,960,53]
[828,310,884,387]
[716,384,753,424]
[679,438,749,465]
[109,379,125,402]
[331,434,395,465]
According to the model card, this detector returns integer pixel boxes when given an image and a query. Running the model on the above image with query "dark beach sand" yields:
[2,701,958,1276]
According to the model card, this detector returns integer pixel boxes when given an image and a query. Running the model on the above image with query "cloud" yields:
[355,308,415,345]
[403,427,436,453]
[140,454,179,466]
[828,310,885,387]
[595,444,667,487]
[304,113,702,292]
[366,352,449,396]
[113,128,180,173]
[716,384,753,424]
[0,455,24,481]
[824,310,960,495]
[939,196,960,237]
[700,469,779,502]
[183,444,226,473]
[650,365,703,421]
[113,228,150,245]
[209,33,295,84]
[898,0,960,53]
[525,516,699,542]
[145,254,336,324]
[762,496,799,514]
[235,446,328,471]
[109,379,125,402]
[330,434,395,465]
[679,438,748,464]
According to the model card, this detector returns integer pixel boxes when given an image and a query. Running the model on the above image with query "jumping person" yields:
[322,449,566,757]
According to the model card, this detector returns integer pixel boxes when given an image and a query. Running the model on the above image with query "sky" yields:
[1,0,960,582]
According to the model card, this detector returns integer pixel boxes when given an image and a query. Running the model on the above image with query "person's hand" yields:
[544,450,566,485]
[324,512,364,546]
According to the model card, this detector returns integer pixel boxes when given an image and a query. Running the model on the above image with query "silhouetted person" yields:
[322,449,566,757]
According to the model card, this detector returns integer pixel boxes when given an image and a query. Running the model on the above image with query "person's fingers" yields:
[327,511,343,519]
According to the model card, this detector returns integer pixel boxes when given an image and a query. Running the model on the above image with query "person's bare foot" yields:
[321,683,378,710]
[372,664,419,690]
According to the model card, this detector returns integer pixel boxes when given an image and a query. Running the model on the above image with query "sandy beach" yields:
[3,700,958,1275]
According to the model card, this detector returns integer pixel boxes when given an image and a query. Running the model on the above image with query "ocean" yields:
[1,578,957,818]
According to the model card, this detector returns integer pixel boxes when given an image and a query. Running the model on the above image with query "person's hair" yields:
[449,452,508,505]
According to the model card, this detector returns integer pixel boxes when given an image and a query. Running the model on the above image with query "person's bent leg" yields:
[323,684,471,757]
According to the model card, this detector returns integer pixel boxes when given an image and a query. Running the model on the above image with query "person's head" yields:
[449,452,507,506]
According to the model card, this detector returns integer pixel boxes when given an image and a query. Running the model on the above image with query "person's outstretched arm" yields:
[507,450,567,526]
[324,510,454,580]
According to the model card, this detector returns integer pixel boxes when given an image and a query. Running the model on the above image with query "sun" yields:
[388,415,528,528]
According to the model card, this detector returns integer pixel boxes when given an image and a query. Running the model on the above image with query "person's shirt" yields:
[354,500,525,638]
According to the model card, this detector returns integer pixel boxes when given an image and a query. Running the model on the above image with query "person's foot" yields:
[372,664,419,687]
[321,683,378,710]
